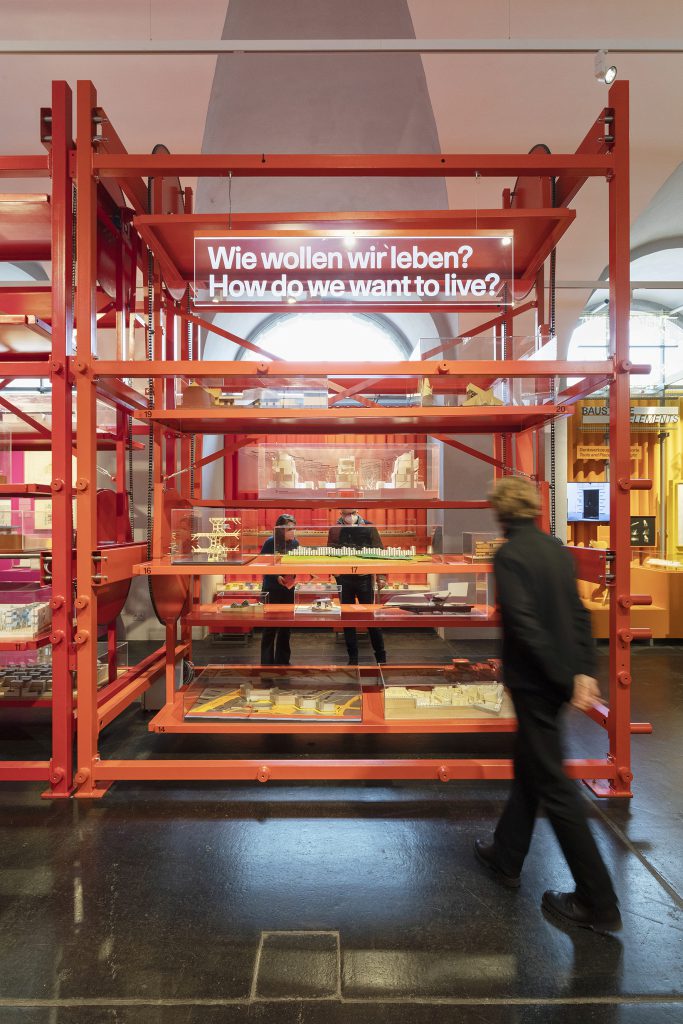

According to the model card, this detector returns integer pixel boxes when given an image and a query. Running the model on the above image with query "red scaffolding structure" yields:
[1,77,648,798]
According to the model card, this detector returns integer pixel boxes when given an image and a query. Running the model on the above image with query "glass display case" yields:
[418,334,539,363]
[96,641,128,688]
[380,664,513,720]
[244,443,439,500]
[462,532,504,562]
[0,600,51,639]
[179,377,329,410]
[377,576,491,617]
[273,521,433,564]
[0,507,51,554]
[0,648,52,699]
[294,582,342,616]
[170,508,243,564]
[214,591,267,615]
[182,666,362,722]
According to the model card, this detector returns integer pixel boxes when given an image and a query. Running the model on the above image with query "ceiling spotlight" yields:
[594,50,617,85]
[501,236,512,247]
[343,232,357,248]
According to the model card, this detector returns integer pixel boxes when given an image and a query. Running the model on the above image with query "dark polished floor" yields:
[0,630,681,1023]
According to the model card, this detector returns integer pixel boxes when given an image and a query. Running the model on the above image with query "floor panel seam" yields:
[586,794,683,910]
[0,995,681,1008]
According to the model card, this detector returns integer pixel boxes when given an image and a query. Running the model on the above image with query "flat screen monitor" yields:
[630,516,656,547]
[567,482,610,523]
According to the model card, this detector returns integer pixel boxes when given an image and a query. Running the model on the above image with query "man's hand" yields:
[571,674,600,711]
[277,575,297,589]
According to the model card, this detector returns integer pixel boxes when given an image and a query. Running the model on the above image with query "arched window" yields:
[568,312,683,392]
[242,312,411,361]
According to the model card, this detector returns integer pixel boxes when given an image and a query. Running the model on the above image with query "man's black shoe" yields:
[347,658,359,665]
[542,890,622,933]
[473,839,520,889]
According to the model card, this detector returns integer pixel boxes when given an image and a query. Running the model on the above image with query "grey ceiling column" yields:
[196,0,447,214]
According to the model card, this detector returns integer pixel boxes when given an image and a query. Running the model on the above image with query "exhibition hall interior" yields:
[0,1,682,1021]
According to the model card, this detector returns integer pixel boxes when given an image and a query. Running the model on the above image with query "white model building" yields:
[286,545,417,560]
[191,516,241,562]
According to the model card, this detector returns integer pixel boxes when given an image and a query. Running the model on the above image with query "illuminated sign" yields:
[193,231,514,309]
[580,404,679,431]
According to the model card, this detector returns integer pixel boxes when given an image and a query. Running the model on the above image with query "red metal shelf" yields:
[0,631,51,652]
[148,685,516,736]
[135,404,563,436]
[0,484,52,498]
[186,602,497,629]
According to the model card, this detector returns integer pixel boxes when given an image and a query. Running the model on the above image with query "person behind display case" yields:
[473,476,621,934]
[259,513,299,666]
[327,509,387,666]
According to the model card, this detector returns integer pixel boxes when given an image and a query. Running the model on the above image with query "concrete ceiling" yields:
[0,0,681,344]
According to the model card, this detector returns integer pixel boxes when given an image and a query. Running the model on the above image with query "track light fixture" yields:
[594,50,617,85]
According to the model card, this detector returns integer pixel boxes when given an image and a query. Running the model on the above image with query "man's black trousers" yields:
[338,574,386,663]
[260,584,294,666]
[493,688,617,911]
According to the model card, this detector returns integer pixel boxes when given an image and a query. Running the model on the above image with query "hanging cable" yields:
[145,157,166,624]
[528,144,558,534]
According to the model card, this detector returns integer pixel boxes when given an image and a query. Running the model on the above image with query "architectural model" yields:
[185,678,362,721]
[384,682,507,718]
[0,658,52,698]
[463,383,504,407]
[186,516,241,563]
[0,601,51,638]
[283,545,417,561]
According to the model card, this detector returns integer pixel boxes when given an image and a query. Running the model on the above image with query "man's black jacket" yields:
[493,518,596,702]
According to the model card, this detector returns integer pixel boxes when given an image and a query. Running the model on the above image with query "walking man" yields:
[475,476,621,933]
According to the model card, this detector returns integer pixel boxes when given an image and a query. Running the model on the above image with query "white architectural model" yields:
[0,601,51,638]
[191,516,241,563]
[390,451,422,489]
[385,682,505,716]
[285,545,417,560]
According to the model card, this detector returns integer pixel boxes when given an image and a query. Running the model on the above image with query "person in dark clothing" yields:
[328,509,386,665]
[259,514,299,666]
[474,476,621,933]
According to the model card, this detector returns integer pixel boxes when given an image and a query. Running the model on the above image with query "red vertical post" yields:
[74,80,106,797]
[606,80,634,798]
[46,80,75,797]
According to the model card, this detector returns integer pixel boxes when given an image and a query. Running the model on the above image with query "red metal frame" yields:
[65,79,647,798]
[0,82,76,795]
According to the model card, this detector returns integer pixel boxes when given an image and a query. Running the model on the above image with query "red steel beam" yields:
[93,359,614,379]
[89,757,615,783]
[94,152,614,179]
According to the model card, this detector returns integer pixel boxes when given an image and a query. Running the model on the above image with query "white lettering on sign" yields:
[193,233,514,309]
[580,404,679,427]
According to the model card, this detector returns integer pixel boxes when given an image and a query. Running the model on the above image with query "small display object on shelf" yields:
[214,592,267,614]
[181,378,328,409]
[216,581,263,595]
[246,443,439,500]
[183,666,362,722]
[463,382,504,407]
[0,648,52,698]
[567,482,610,523]
[644,557,683,570]
[294,582,342,616]
[462,532,504,562]
[170,509,243,564]
[377,578,490,617]
[0,601,51,639]
[630,516,656,547]
[381,664,513,720]
[96,641,128,688]
[274,522,429,564]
